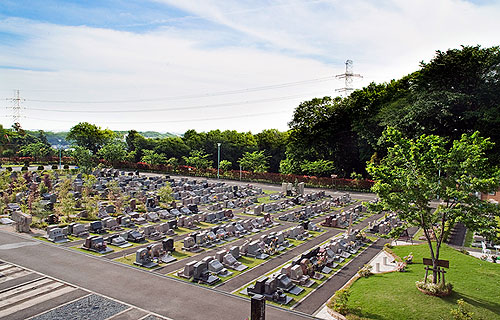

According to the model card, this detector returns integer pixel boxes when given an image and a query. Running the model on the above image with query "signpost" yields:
[423,258,449,284]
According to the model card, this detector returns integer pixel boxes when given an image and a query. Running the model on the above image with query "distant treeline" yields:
[2,45,499,178]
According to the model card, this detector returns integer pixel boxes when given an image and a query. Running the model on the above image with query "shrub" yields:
[51,164,58,170]
[21,166,28,171]
[459,248,469,255]
[384,243,393,249]
[63,164,69,169]
[358,264,373,278]
[37,165,45,170]
[450,299,474,320]
[30,220,48,229]
[6,167,13,172]
[331,288,350,315]
[415,277,453,296]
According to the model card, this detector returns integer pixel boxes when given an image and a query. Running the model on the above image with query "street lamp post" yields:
[217,143,221,179]
[58,139,62,170]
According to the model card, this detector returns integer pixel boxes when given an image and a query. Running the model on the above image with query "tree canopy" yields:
[67,122,114,154]
[367,127,500,283]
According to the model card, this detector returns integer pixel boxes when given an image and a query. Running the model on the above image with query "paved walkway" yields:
[0,230,315,320]
[0,260,167,320]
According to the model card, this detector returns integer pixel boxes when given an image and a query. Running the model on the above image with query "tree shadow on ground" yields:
[442,291,500,315]
[348,306,385,320]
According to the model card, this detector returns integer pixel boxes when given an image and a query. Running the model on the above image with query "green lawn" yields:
[463,229,473,248]
[346,244,500,320]
[263,189,278,195]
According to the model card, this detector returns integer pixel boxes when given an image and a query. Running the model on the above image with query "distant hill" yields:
[113,131,178,139]
[27,130,178,147]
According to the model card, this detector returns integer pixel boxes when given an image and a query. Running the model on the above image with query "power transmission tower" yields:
[5,89,26,125]
[336,60,362,96]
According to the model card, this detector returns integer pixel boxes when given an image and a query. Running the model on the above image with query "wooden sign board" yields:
[423,258,449,268]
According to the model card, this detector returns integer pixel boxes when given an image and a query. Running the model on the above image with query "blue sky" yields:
[0,1,190,31]
[1,0,499,133]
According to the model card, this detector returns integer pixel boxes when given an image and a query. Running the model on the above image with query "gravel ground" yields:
[31,294,128,320]
[143,315,165,320]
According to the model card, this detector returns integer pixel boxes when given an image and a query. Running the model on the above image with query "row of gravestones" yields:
[281,182,305,196]
[321,204,367,228]
[278,200,333,222]
[182,216,274,253]
[367,212,402,234]
[178,245,247,284]
[206,197,258,211]
[134,238,177,267]
[245,230,364,304]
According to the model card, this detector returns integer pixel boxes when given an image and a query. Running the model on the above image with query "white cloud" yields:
[1,0,500,133]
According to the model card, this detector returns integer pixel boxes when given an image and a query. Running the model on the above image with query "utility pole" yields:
[217,143,221,179]
[5,90,26,125]
[336,60,362,97]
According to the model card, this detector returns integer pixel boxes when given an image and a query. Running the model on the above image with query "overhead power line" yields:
[28,92,323,113]
[26,76,334,104]
[24,109,290,124]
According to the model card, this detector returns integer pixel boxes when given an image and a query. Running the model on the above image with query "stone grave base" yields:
[287,285,304,295]
[231,264,248,272]
[313,272,325,280]
[113,242,133,248]
[160,254,177,264]
[321,266,333,274]
[255,253,270,260]
[82,246,114,254]
[134,261,158,268]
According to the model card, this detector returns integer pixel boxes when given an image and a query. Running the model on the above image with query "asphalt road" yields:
[0,230,315,320]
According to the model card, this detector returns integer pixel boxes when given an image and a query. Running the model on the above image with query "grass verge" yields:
[345,243,500,320]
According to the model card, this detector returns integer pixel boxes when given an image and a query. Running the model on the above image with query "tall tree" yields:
[182,150,213,169]
[67,122,114,154]
[72,146,95,174]
[141,149,166,165]
[367,127,500,284]
[18,142,52,160]
[97,141,128,164]
[255,129,288,173]
[288,96,360,176]
[239,151,270,173]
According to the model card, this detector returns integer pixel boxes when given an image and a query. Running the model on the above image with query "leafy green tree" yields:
[166,157,179,167]
[279,158,294,174]
[288,96,360,177]
[182,150,213,169]
[300,159,335,177]
[154,137,190,160]
[67,122,114,154]
[125,130,155,162]
[157,184,173,205]
[97,141,127,164]
[219,160,232,171]
[367,127,500,284]
[255,129,288,172]
[72,146,95,174]
[239,151,270,173]
[18,142,52,160]
[141,149,166,165]
[182,129,258,170]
